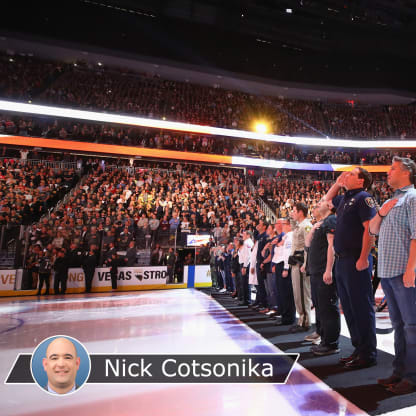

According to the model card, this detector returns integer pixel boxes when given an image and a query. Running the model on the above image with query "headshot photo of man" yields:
[31,335,90,395]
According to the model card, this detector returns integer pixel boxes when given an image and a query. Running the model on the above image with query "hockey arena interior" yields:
[1,1,416,415]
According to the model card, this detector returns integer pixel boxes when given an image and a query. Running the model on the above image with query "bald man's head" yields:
[43,337,80,394]
[46,337,77,358]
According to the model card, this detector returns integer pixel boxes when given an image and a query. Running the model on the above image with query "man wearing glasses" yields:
[370,157,416,394]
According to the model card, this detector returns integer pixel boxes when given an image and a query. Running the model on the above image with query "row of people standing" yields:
[30,244,127,294]
[220,159,416,395]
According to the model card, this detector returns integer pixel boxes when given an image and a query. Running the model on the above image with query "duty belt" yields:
[334,250,361,259]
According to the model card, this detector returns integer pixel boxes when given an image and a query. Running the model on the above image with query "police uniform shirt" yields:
[332,189,376,255]
[308,214,336,275]
[291,218,312,255]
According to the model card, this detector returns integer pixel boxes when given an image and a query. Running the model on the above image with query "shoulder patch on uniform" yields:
[365,197,375,208]
[304,225,312,233]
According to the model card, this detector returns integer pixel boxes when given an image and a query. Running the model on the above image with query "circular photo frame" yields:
[30,335,91,395]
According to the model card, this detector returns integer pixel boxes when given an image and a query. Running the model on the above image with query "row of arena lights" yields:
[1,99,416,149]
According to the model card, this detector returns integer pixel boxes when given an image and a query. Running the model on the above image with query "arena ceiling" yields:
[2,0,416,91]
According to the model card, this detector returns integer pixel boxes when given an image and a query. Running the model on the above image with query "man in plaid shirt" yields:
[370,156,416,395]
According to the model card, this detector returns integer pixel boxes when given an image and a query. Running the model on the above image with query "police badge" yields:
[365,197,376,208]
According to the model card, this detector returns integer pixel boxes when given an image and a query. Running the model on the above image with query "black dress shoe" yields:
[377,374,402,387]
[344,357,377,369]
[275,320,295,326]
[290,325,311,333]
[339,353,358,364]
[387,379,416,395]
[238,301,249,306]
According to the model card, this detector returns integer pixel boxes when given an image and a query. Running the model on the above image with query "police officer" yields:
[323,168,377,369]
[307,200,340,356]
[289,203,312,332]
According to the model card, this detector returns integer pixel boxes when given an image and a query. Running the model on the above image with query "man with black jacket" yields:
[307,201,340,356]
[82,248,98,293]
[107,253,122,290]
[53,250,69,295]
[231,238,243,299]
[37,250,52,295]
[166,248,176,284]
[151,244,165,266]
[67,243,82,268]
[125,241,137,266]
[253,219,269,310]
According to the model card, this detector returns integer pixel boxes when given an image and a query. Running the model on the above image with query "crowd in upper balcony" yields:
[1,52,416,140]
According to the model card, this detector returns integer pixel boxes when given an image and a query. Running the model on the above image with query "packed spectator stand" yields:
[2,112,416,166]
[0,50,409,293]
[1,52,416,141]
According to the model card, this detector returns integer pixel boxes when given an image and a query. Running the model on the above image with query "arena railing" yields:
[104,164,182,176]
[0,157,81,172]
[0,225,23,270]
[247,178,278,223]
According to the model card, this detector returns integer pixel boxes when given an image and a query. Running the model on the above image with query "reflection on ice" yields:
[0,289,365,416]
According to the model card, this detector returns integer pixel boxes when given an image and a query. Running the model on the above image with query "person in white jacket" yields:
[239,230,254,305]
[249,239,258,292]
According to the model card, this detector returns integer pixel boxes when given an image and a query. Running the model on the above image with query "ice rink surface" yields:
[0,289,406,416]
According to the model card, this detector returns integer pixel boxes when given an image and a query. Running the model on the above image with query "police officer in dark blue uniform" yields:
[323,167,377,369]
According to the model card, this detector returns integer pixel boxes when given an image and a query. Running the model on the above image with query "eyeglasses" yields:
[401,159,415,170]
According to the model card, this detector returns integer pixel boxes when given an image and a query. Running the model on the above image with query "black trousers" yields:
[275,262,296,324]
[38,272,50,294]
[310,273,340,348]
[310,272,321,335]
[54,273,67,295]
[84,268,95,293]
[234,269,242,300]
[167,266,174,284]
[241,265,250,304]
[216,267,224,289]
[111,271,118,289]
[255,265,268,307]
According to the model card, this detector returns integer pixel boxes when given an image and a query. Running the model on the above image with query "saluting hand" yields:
[379,198,398,217]
[336,171,348,188]
[403,269,416,288]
